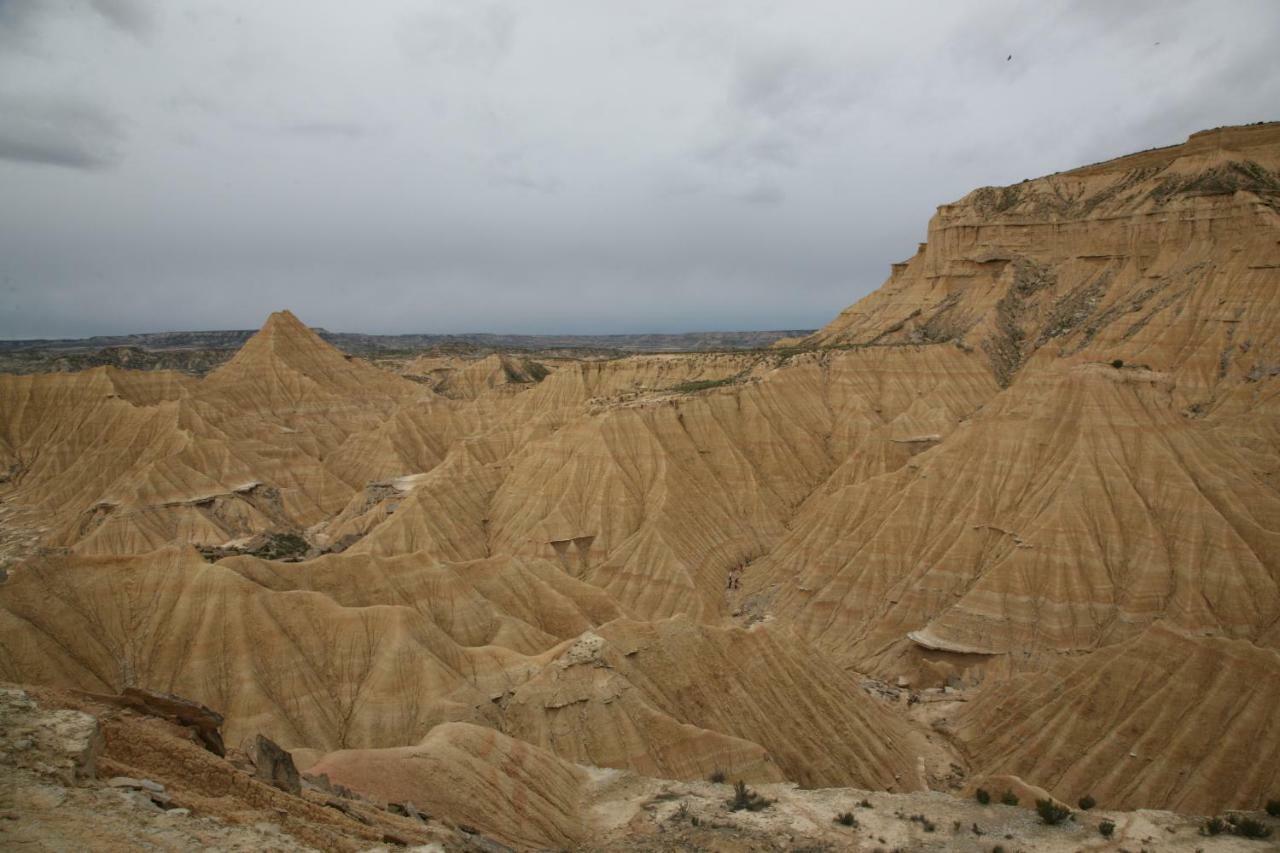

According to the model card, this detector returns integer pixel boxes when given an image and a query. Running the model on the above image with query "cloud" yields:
[398,2,515,71]
[1,0,1278,337]
[736,182,784,207]
[0,0,153,48]
[279,120,369,139]
[0,94,123,169]
[0,0,44,49]
[89,0,154,37]
[696,42,863,176]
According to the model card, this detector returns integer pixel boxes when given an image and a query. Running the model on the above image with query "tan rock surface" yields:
[2,122,1279,845]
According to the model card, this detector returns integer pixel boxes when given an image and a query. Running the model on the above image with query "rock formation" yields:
[2,122,1279,848]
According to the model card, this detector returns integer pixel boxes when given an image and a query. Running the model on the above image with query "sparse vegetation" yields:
[1111,358,1124,369]
[907,814,936,832]
[667,376,739,394]
[708,768,726,784]
[1266,799,1280,817]
[975,788,990,805]
[1202,816,1226,836]
[1000,790,1020,806]
[1036,798,1071,826]
[857,798,872,808]
[726,780,772,812]
[1233,817,1273,839]
[1078,794,1096,810]
[1099,819,1115,837]
[249,532,310,560]
[834,811,858,827]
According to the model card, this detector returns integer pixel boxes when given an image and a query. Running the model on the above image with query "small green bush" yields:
[834,811,858,827]
[707,769,726,784]
[1000,790,1020,806]
[1202,816,1226,836]
[1266,799,1280,817]
[1099,819,1115,838]
[1111,358,1124,369]
[1078,794,1096,810]
[1035,798,1071,826]
[975,788,991,805]
[857,798,872,808]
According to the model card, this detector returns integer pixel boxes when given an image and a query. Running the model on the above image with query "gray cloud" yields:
[398,2,515,71]
[89,0,154,37]
[0,0,1277,338]
[737,183,784,207]
[280,120,369,139]
[0,94,122,169]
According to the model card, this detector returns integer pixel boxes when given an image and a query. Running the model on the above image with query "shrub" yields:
[252,532,310,560]
[858,798,873,809]
[1202,816,1226,836]
[669,377,738,394]
[1234,817,1273,839]
[1078,794,1096,810]
[1111,359,1124,369]
[975,788,991,805]
[1099,819,1115,838]
[834,811,858,827]
[726,780,772,812]
[708,769,726,784]
[1035,799,1071,826]
[1266,799,1280,817]
[1000,790,1020,806]
[908,814,936,832]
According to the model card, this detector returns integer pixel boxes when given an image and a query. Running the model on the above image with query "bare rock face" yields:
[0,685,101,784]
[119,686,225,757]
[250,733,302,795]
[0,121,1278,830]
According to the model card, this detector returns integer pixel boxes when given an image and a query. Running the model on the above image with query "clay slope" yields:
[309,722,591,850]
[2,122,1279,822]
[743,122,1280,672]
[953,624,1280,815]
[0,546,917,792]
[499,618,921,789]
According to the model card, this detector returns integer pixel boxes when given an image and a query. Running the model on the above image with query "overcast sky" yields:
[1,0,1277,338]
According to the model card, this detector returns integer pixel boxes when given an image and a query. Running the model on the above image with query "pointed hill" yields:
[203,310,420,408]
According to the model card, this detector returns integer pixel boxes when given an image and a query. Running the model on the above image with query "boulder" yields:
[250,734,301,796]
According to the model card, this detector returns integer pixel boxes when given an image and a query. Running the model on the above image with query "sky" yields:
[1,1,1277,338]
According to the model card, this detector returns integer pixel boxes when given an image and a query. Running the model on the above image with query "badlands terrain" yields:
[2,121,1279,851]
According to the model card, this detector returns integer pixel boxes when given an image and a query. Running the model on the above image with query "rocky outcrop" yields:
[250,733,302,795]
[119,687,226,757]
[0,686,101,784]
